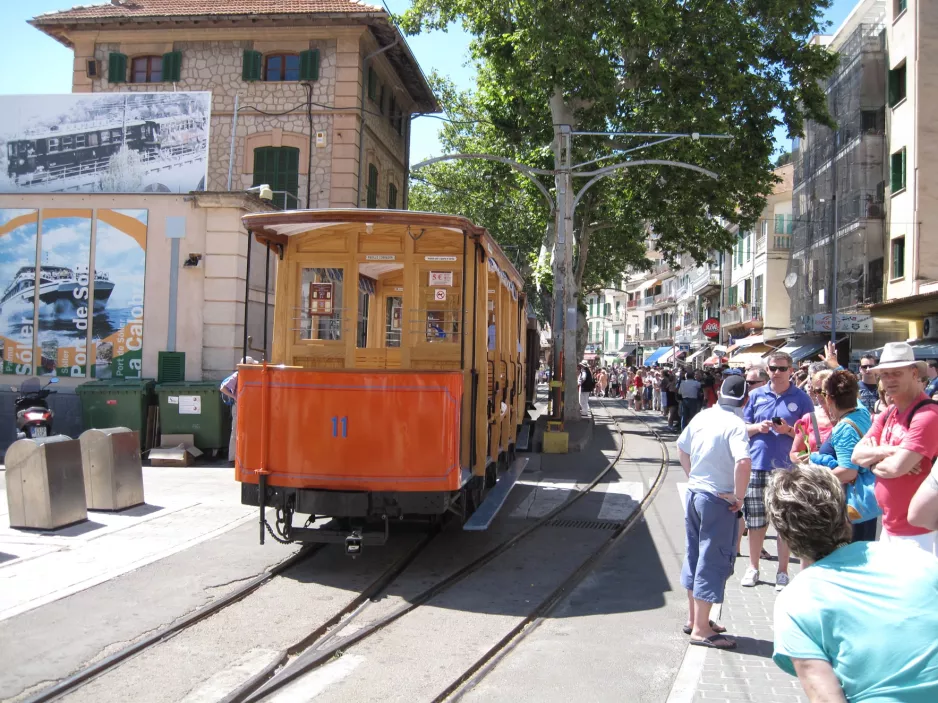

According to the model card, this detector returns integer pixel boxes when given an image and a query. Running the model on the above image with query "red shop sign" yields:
[702,318,721,339]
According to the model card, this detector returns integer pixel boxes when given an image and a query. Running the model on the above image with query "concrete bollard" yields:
[79,427,144,511]
[5,435,87,530]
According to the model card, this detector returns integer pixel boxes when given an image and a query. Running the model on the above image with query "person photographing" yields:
[741,351,813,590]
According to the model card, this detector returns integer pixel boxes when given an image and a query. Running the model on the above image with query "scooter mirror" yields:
[48,377,59,384]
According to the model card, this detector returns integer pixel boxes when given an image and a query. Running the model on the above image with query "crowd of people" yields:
[574,362,729,432]
[675,340,938,702]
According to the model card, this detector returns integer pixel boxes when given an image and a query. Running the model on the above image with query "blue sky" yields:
[2,0,858,161]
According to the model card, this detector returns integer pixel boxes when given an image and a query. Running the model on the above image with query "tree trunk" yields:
[549,89,580,423]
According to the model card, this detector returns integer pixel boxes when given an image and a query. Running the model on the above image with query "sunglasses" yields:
[747,379,766,387]
[860,365,876,370]
[814,388,827,395]
[768,365,790,372]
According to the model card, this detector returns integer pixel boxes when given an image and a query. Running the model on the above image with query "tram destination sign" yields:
[0,92,210,194]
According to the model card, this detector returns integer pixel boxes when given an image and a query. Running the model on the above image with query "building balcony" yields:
[639,295,656,308]
[676,284,694,302]
[640,330,673,343]
[756,233,792,253]
[721,303,763,328]
[626,299,638,309]
[692,268,722,294]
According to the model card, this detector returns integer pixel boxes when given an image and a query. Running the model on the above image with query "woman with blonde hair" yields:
[789,366,834,464]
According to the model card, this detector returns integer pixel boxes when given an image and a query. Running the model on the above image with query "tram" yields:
[236,209,533,551]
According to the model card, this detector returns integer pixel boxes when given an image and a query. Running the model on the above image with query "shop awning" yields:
[658,347,679,364]
[776,336,826,363]
[866,340,938,360]
[643,346,672,366]
[686,347,711,363]
[617,343,638,356]
[727,334,764,354]
[703,354,728,367]
[727,351,770,368]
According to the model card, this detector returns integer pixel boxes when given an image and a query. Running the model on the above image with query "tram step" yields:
[463,457,528,531]
[516,423,533,453]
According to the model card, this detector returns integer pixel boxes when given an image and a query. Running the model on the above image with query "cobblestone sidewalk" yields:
[691,543,808,703]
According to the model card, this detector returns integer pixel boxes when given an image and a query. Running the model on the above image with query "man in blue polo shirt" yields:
[741,350,813,591]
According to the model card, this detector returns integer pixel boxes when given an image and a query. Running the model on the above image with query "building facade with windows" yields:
[866,0,938,341]
[31,0,437,211]
[722,164,795,346]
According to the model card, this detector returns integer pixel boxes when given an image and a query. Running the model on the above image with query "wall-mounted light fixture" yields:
[183,253,203,268]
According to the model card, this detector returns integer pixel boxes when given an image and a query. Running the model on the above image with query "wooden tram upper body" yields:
[236,209,531,545]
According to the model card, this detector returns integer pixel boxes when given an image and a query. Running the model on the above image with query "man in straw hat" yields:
[677,374,752,649]
[852,342,938,556]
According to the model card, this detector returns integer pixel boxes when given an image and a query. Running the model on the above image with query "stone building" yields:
[30,0,437,210]
[0,1,437,452]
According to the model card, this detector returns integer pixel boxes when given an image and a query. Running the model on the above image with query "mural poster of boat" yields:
[0,208,147,378]
[0,209,39,375]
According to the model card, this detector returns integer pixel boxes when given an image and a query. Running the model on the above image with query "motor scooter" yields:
[12,377,58,440]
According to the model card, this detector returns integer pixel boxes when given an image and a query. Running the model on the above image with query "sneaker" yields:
[741,566,759,587]
[775,572,790,591]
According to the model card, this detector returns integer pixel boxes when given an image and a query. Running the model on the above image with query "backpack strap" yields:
[909,399,938,421]
[840,418,862,437]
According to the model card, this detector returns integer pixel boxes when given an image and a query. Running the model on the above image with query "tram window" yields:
[62,136,73,149]
[88,133,98,147]
[112,129,122,142]
[299,267,343,341]
[386,297,402,348]
[75,135,86,148]
[357,263,402,349]
[48,139,59,153]
[101,131,110,144]
[356,287,370,348]
[487,294,496,351]
[422,269,461,344]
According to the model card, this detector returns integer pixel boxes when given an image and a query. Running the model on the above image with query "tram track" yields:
[234,400,639,703]
[25,398,656,703]
[23,530,438,703]
[434,400,671,702]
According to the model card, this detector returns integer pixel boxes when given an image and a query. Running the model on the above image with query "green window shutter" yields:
[891,149,907,192]
[253,147,299,209]
[299,49,320,81]
[387,183,397,209]
[108,52,127,83]
[901,148,907,190]
[888,69,898,107]
[157,351,186,383]
[367,164,378,208]
[162,51,182,82]
[243,50,262,81]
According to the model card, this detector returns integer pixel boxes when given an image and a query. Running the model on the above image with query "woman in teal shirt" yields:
[767,465,938,703]
[811,370,878,542]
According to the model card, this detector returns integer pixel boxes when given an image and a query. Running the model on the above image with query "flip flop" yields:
[761,548,773,560]
[683,621,726,635]
[690,634,737,650]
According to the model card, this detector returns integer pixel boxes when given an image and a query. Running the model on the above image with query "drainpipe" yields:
[357,37,401,207]
[402,112,412,209]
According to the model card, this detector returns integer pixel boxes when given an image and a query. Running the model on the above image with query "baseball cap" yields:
[718,375,748,407]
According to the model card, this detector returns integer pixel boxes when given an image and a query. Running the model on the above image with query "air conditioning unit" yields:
[924,316,938,340]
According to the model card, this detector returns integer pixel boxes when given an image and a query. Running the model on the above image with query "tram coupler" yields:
[345,530,363,556]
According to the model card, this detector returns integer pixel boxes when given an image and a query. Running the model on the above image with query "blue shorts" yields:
[681,489,739,603]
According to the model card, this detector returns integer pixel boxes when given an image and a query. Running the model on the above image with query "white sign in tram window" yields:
[178,395,202,415]
[429,271,453,287]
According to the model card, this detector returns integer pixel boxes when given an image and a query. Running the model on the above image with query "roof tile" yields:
[33,0,384,23]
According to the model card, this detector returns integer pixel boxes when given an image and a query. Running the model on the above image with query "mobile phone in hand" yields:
[772,416,783,425]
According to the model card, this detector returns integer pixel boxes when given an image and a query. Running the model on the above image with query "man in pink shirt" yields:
[853,342,938,556]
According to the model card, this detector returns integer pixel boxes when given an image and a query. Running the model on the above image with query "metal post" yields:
[263,242,271,360]
[227,93,239,191]
[167,238,179,352]
[242,229,253,362]
[830,194,839,345]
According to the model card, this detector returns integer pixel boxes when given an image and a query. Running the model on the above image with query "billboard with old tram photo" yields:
[0,92,210,194]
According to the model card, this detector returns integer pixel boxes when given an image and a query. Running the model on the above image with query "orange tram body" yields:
[236,209,538,550]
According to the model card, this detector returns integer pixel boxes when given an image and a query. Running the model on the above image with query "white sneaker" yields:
[775,572,790,591]
[741,566,759,587]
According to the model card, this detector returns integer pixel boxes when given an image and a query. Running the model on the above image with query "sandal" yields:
[689,634,737,650]
[682,620,726,635]
[761,548,772,560]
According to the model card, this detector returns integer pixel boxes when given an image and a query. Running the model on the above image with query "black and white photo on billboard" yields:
[0,92,210,194]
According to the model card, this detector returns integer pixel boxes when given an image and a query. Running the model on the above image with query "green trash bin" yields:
[76,379,155,449]
[155,382,230,452]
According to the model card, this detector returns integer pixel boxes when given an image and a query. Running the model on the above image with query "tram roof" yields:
[242,208,525,285]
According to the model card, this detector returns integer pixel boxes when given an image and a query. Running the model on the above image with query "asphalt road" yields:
[3,400,694,703]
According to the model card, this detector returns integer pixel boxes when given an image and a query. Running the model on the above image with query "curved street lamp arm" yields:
[572,159,720,211]
[410,152,556,214]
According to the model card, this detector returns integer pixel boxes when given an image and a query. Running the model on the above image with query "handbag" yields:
[840,418,882,524]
